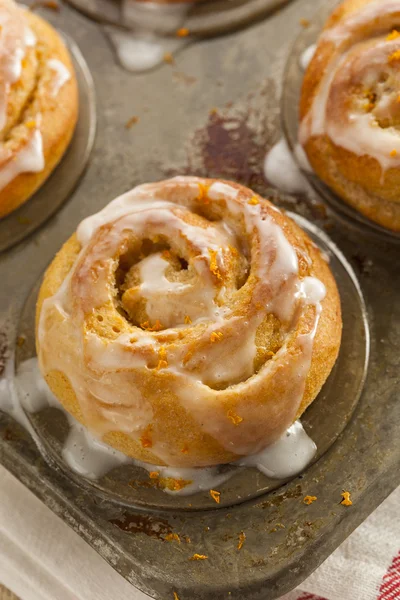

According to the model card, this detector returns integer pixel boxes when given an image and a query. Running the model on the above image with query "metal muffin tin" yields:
[1,0,399,598]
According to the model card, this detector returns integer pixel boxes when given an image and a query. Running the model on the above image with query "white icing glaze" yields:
[105,29,187,73]
[0,127,44,191]
[300,44,316,70]
[264,138,308,194]
[3,357,317,491]
[38,176,326,464]
[300,0,400,172]
[47,58,71,97]
[237,420,316,478]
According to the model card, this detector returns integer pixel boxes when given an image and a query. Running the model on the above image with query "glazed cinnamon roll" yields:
[36,177,342,468]
[300,0,400,232]
[0,0,78,218]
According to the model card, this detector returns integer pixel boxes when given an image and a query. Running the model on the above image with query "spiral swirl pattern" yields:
[0,0,77,217]
[299,0,400,231]
[37,177,341,467]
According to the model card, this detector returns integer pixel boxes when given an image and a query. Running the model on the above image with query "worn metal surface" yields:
[63,0,294,37]
[0,0,399,598]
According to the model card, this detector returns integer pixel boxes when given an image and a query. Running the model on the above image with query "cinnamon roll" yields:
[0,0,78,218]
[36,177,342,468]
[299,0,400,232]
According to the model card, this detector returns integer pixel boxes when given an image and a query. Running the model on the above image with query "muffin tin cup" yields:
[0,33,96,253]
[64,0,294,38]
[281,3,400,245]
[14,213,369,512]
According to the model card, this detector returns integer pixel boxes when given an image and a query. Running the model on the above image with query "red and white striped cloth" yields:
[281,487,400,600]
[0,467,399,600]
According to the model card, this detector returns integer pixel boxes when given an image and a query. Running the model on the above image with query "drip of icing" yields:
[3,356,317,491]
[264,138,308,194]
[47,59,71,97]
[300,44,317,70]
[299,0,400,172]
[0,128,45,191]
[38,176,326,463]
[237,421,316,478]
[104,28,189,73]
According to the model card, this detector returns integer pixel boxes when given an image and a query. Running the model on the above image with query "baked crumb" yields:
[303,495,317,505]
[189,553,208,560]
[176,27,189,37]
[209,489,221,504]
[341,491,353,506]
[17,335,26,347]
[149,471,159,479]
[237,531,246,550]
[125,116,139,129]
[163,52,175,65]
[165,533,181,543]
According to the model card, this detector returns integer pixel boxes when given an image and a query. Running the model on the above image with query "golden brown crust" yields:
[0,8,78,218]
[300,0,400,231]
[36,178,342,467]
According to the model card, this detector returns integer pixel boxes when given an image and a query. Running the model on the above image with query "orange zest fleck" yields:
[173,592,180,600]
[388,49,400,63]
[184,315,192,325]
[248,196,259,206]
[157,346,168,370]
[25,119,36,129]
[303,495,317,505]
[197,182,210,204]
[227,409,243,426]
[229,245,239,257]
[140,425,153,448]
[208,249,222,280]
[341,491,353,506]
[237,531,246,550]
[29,0,59,11]
[181,443,189,454]
[176,27,189,37]
[141,319,163,332]
[163,52,174,65]
[125,116,139,129]
[149,471,159,479]
[390,149,397,157]
[210,331,223,342]
[299,18,310,28]
[162,249,171,259]
[387,30,400,41]
[183,350,193,364]
[189,554,208,561]
[165,533,181,543]
[209,489,221,504]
